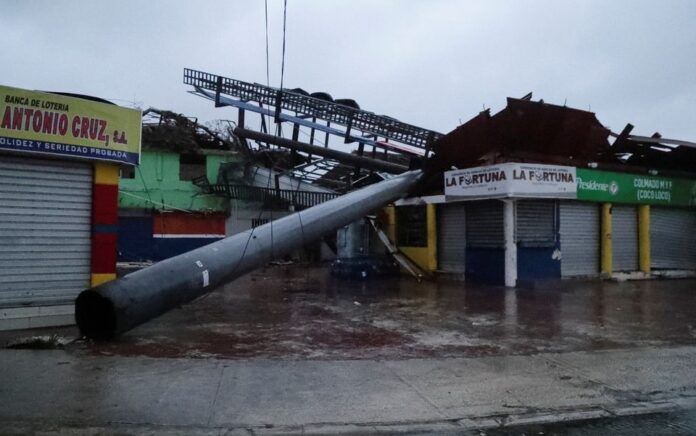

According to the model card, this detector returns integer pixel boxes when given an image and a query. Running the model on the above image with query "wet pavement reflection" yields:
[59,266,696,359]
[483,410,696,436]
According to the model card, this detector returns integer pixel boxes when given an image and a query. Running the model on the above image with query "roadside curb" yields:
[2,398,692,435]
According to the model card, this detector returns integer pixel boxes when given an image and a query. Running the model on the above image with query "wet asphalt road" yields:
[2,267,696,434]
[77,265,696,359]
[2,345,695,434]
[4,265,695,359]
[484,410,696,435]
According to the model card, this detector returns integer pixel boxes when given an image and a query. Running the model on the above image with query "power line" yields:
[280,0,288,91]
[264,0,271,89]
[263,0,272,139]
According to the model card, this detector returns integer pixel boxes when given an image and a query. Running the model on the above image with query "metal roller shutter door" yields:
[517,200,556,246]
[651,207,696,270]
[612,205,638,272]
[560,202,599,277]
[466,200,503,247]
[0,155,92,308]
[437,203,466,272]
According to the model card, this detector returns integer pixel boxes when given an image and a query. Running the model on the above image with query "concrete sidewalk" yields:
[1,346,695,434]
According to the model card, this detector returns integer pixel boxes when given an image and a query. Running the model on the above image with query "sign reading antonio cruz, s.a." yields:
[0,85,141,165]
[445,163,577,199]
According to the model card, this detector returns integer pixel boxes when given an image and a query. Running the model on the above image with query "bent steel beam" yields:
[76,170,423,339]
[233,127,409,174]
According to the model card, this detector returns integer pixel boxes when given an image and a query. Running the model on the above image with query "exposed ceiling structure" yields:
[430,95,696,179]
[184,68,438,192]
[180,69,696,197]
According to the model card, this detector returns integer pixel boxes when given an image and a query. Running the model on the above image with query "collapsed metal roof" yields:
[413,95,696,197]
[611,129,696,174]
[183,68,442,152]
[431,96,696,178]
[432,97,613,170]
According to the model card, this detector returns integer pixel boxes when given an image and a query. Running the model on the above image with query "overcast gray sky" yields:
[2,0,695,140]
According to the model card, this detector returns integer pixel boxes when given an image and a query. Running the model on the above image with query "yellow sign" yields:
[0,85,141,165]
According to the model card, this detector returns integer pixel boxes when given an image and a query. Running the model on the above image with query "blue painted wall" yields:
[118,217,224,262]
[465,247,505,285]
[117,216,154,262]
[152,237,223,261]
[517,242,561,282]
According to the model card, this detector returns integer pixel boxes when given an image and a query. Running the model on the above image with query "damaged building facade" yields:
[392,97,696,286]
[117,110,235,262]
[182,69,696,286]
[117,109,335,263]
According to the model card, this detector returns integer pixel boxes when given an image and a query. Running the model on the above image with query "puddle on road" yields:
[484,411,696,435]
[14,265,695,360]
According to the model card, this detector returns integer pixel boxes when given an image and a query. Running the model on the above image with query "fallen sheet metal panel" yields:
[368,216,424,280]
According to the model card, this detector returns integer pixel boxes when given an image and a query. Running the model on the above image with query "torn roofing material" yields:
[430,96,696,178]
[141,108,239,153]
[431,97,613,171]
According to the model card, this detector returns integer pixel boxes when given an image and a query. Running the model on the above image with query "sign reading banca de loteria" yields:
[445,163,696,207]
[0,85,141,165]
[445,163,577,198]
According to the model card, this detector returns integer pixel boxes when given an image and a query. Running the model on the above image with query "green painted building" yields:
[119,149,238,212]
[117,148,240,262]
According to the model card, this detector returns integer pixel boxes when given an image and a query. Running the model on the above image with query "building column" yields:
[383,205,397,244]
[638,204,651,274]
[503,199,517,287]
[601,203,613,276]
[91,162,120,287]
[426,203,437,272]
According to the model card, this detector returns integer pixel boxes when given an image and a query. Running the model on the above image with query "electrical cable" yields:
[274,0,288,138]
[264,0,271,90]
[223,163,276,279]
[262,0,272,142]
[118,191,194,214]
[294,174,311,286]
[136,165,153,207]
[280,0,288,92]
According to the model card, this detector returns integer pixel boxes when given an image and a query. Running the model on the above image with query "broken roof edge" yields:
[429,95,696,178]
[141,107,242,154]
[431,95,612,169]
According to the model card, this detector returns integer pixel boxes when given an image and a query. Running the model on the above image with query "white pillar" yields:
[503,199,517,287]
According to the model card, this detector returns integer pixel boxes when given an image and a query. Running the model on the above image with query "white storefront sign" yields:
[445,163,577,199]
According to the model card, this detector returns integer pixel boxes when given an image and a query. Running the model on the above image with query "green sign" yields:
[576,169,696,207]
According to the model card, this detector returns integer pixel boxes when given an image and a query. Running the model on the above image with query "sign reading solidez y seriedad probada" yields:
[0,85,141,165]
[445,164,696,207]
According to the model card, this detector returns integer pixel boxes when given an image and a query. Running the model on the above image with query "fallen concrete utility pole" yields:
[76,170,423,339]
[233,127,409,174]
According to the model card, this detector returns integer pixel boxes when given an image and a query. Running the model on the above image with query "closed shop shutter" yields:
[612,205,638,272]
[517,200,556,246]
[651,207,696,270]
[437,202,466,272]
[466,200,503,248]
[0,155,92,308]
[560,201,599,277]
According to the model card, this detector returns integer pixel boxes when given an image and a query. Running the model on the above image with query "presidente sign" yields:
[577,169,696,207]
[0,85,141,165]
[445,163,577,198]
[445,163,696,207]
